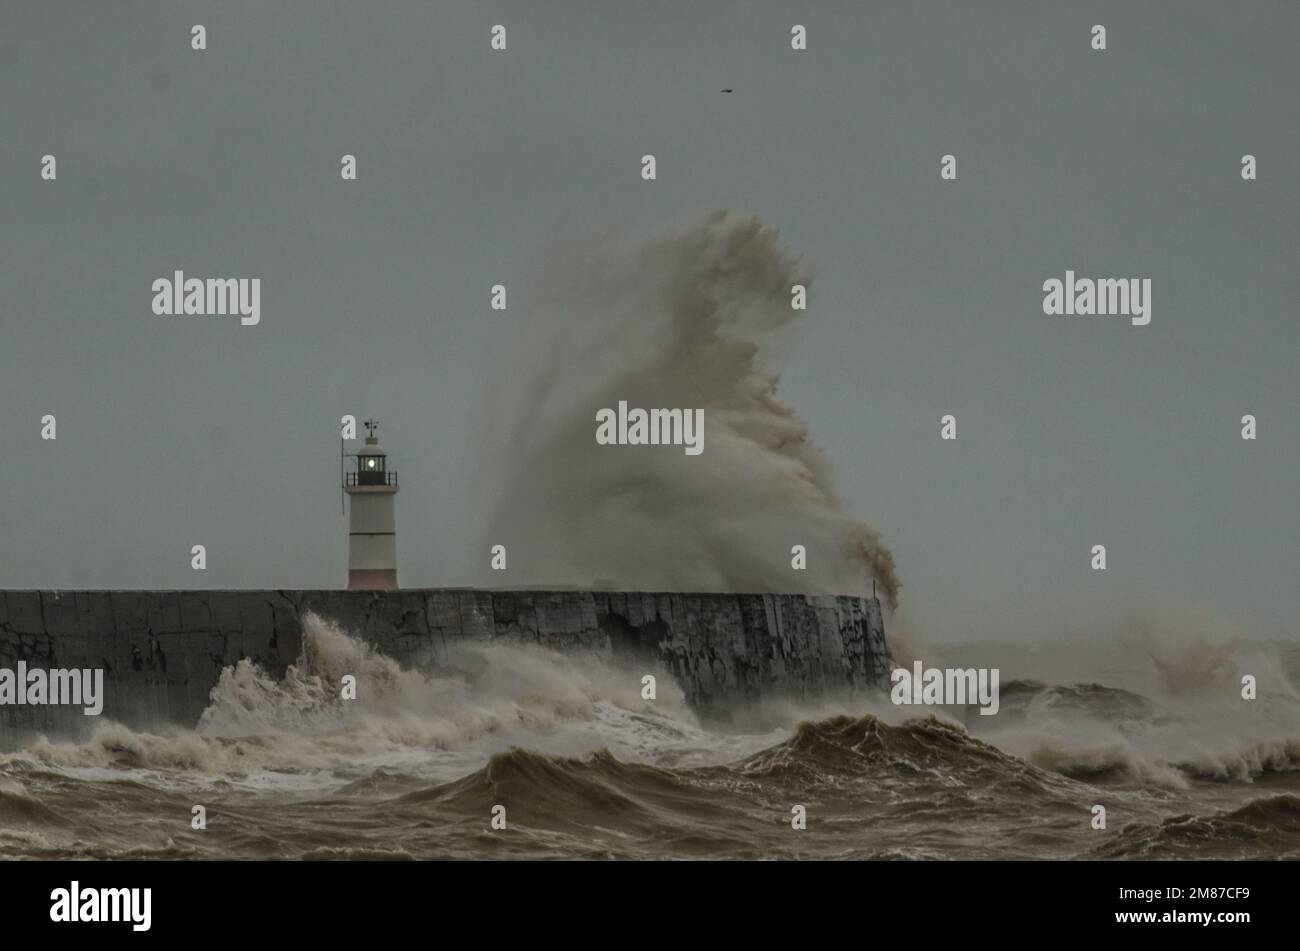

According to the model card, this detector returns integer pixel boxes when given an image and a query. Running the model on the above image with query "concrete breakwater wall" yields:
[0,589,890,744]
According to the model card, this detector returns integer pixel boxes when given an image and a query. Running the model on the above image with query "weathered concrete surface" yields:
[0,589,889,744]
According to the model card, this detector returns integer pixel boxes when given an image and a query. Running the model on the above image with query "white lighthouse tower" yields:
[344,418,399,590]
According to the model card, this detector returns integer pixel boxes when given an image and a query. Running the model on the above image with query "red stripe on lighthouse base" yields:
[347,569,398,591]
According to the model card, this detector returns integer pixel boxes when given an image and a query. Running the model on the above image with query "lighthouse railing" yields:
[345,471,398,487]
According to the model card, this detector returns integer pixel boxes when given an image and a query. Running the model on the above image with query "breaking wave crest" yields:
[11,612,701,779]
[977,672,1300,789]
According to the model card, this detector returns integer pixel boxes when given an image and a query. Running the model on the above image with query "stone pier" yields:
[0,589,890,745]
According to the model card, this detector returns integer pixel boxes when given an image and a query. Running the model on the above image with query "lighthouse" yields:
[344,419,399,590]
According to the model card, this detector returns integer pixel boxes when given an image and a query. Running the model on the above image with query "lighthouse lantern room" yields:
[343,418,399,590]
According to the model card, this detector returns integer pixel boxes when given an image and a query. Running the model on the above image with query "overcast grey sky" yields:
[1,1,1296,645]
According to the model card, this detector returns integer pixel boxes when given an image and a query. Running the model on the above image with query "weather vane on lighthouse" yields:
[342,417,400,590]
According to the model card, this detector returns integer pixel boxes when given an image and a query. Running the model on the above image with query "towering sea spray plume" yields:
[481,212,899,607]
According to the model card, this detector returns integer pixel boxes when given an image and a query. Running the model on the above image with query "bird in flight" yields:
[721,88,733,93]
